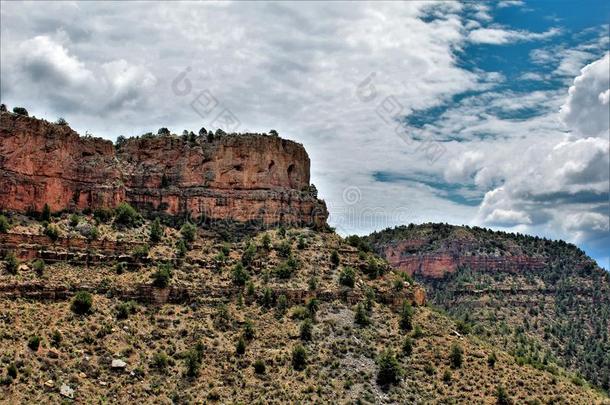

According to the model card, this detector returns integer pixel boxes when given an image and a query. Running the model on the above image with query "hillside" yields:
[362,223,610,394]
[0,214,608,403]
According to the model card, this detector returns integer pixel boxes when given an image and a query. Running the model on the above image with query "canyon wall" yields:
[0,111,327,227]
[381,239,547,279]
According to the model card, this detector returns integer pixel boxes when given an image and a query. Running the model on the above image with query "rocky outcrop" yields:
[0,112,327,227]
[377,236,547,279]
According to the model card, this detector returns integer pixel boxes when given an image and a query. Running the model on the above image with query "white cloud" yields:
[468,27,561,45]
[560,53,610,138]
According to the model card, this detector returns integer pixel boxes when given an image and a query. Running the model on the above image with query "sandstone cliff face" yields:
[0,112,327,227]
[382,240,547,279]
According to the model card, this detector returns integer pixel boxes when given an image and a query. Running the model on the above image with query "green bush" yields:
[487,352,497,368]
[450,343,464,369]
[114,202,140,227]
[399,301,414,331]
[116,301,137,319]
[235,337,246,355]
[150,218,164,243]
[231,262,249,286]
[276,240,292,257]
[402,337,413,357]
[261,287,274,308]
[253,359,266,374]
[69,214,80,227]
[442,370,452,383]
[330,250,340,267]
[297,235,306,249]
[27,335,41,351]
[0,215,9,233]
[276,294,288,316]
[132,244,149,259]
[44,224,60,241]
[292,344,307,371]
[184,347,203,377]
[175,239,187,257]
[151,352,169,370]
[51,330,62,347]
[152,263,173,288]
[32,259,45,276]
[71,291,93,315]
[300,319,313,341]
[5,252,19,275]
[261,233,271,250]
[180,222,197,243]
[495,385,512,405]
[377,350,402,385]
[93,207,113,223]
[241,241,257,266]
[339,267,355,288]
[56,117,68,125]
[7,364,17,379]
[12,106,28,116]
[243,320,255,340]
[354,303,370,326]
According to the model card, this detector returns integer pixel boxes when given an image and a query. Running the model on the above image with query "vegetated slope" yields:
[0,213,607,403]
[363,223,610,394]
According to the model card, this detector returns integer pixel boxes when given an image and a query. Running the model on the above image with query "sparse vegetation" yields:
[71,291,93,315]
[339,267,355,288]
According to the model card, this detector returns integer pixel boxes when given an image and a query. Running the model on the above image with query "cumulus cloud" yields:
[560,53,610,138]
[468,27,561,45]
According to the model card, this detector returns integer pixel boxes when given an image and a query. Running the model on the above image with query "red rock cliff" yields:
[0,111,328,227]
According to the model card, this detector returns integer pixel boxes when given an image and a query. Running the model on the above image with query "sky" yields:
[1,1,609,268]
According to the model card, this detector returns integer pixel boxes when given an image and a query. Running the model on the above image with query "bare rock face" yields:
[0,112,328,227]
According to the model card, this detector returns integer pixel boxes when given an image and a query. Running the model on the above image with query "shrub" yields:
[442,370,452,383]
[330,250,340,267]
[487,352,497,368]
[231,262,249,286]
[241,241,257,266]
[339,267,355,288]
[495,385,512,405]
[297,235,306,249]
[424,362,436,376]
[114,202,140,227]
[32,259,45,276]
[69,214,80,227]
[150,218,163,243]
[308,276,317,291]
[243,320,255,340]
[306,298,319,317]
[274,260,294,279]
[152,263,173,288]
[7,364,17,379]
[0,215,10,233]
[71,291,93,315]
[253,359,266,374]
[51,330,62,347]
[175,239,187,257]
[261,233,271,250]
[180,222,197,243]
[261,287,274,308]
[132,244,149,259]
[56,117,68,125]
[44,224,60,241]
[276,294,288,316]
[235,337,246,355]
[41,203,51,221]
[450,343,464,369]
[412,324,424,339]
[354,303,370,326]
[27,335,41,351]
[276,240,292,257]
[292,344,307,371]
[402,337,413,357]
[158,127,170,135]
[151,352,169,370]
[93,207,113,223]
[377,350,402,385]
[278,226,286,238]
[184,348,202,377]
[399,301,414,331]
[116,301,137,320]
[300,319,313,341]
[5,252,19,275]
[13,106,28,116]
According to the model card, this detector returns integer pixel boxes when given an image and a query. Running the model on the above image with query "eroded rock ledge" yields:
[0,111,328,227]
